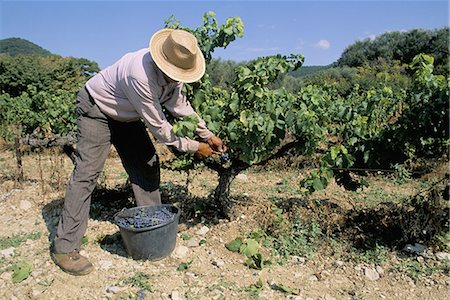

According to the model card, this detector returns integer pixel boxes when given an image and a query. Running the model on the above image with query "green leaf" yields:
[176,260,193,271]
[172,114,199,138]
[330,146,340,160]
[240,239,259,257]
[363,151,370,163]
[181,233,191,241]
[312,178,325,191]
[273,283,299,295]
[12,261,32,283]
[81,236,89,245]
[245,253,264,270]
[225,238,242,252]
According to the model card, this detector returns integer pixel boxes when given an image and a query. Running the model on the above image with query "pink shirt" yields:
[85,48,213,153]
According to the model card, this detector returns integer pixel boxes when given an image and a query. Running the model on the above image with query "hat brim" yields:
[149,29,206,83]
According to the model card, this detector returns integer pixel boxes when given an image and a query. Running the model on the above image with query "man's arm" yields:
[163,83,226,153]
[125,77,200,153]
[162,82,214,141]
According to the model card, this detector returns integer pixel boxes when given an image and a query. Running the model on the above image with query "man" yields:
[51,28,225,275]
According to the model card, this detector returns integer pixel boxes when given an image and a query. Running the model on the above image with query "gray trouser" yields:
[53,87,161,253]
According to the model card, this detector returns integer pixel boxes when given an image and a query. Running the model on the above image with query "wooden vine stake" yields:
[14,127,24,186]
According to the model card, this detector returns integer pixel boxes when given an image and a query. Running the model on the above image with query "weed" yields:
[115,171,128,180]
[392,163,412,184]
[225,237,270,269]
[181,233,191,240]
[81,235,89,246]
[426,259,450,276]
[177,260,193,271]
[265,207,323,259]
[329,238,344,254]
[432,230,450,251]
[244,278,264,298]
[352,294,366,300]
[349,185,406,207]
[120,272,153,292]
[0,231,41,250]
[394,259,423,280]
[392,257,449,280]
[351,243,389,265]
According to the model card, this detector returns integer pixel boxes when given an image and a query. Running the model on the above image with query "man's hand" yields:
[207,136,227,153]
[195,142,213,159]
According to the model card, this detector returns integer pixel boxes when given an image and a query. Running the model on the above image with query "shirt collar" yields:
[153,61,171,87]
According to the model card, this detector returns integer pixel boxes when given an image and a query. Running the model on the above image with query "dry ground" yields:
[0,146,449,300]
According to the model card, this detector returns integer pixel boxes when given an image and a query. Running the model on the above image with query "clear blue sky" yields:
[1,1,448,68]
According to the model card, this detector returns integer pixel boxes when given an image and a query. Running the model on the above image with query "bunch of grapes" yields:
[220,152,230,162]
[116,207,174,229]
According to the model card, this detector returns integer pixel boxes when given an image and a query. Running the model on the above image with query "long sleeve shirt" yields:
[85,48,213,153]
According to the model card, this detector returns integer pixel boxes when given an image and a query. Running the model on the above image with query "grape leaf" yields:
[12,261,32,283]
[225,237,242,252]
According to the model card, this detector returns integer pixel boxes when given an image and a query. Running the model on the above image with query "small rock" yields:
[173,245,189,259]
[105,286,122,294]
[99,260,113,270]
[420,250,435,259]
[19,200,32,210]
[187,239,200,248]
[79,250,89,257]
[212,259,225,268]
[376,266,384,276]
[292,256,306,264]
[308,275,318,282]
[31,269,45,278]
[364,267,380,281]
[196,226,209,236]
[0,272,12,281]
[31,289,42,298]
[171,290,181,300]
[235,174,248,181]
[0,247,15,258]
[435,252,450,261]
[137,290,146,299]
[334,260,344,267]
[212,292,224,300]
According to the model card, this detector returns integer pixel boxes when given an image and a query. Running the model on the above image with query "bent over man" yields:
[51,29,225,275]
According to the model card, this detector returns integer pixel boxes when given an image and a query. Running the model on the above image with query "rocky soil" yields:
[0,148,449,299]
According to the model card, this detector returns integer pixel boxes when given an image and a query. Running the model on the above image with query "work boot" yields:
[51,251,94,276]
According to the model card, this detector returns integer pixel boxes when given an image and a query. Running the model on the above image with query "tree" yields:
[206,58,241,90]
[337,28,449,75]
[0,52,99,181]
[164,12,322,215]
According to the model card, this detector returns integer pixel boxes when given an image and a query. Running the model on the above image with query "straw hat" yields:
[149,29,205,83]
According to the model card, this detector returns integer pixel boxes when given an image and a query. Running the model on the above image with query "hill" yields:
[290,65,332,78]
[0,37,53,56]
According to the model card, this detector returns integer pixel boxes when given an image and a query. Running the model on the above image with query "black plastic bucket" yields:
[114,204,180,260]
